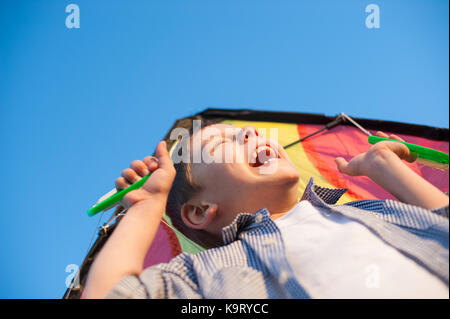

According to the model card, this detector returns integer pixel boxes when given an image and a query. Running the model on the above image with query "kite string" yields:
[65,208,106,299]
[86,210,107,253]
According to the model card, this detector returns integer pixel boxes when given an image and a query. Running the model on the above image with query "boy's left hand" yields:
[335,131,418,177]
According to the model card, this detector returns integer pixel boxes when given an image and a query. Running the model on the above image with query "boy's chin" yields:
[277,167,300,185]
[254,163,300,185]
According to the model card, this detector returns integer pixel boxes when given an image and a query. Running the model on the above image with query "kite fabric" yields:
[64,108,449,299]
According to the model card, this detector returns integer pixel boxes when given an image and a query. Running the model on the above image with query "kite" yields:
[63,108,449,298]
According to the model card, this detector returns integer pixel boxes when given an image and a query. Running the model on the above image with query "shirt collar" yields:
[221,177,348,245]
[301,177,348,206]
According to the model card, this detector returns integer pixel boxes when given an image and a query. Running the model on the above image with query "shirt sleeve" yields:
[105,260,202,299]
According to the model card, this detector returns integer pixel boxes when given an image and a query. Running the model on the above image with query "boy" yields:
[84,123,449,298]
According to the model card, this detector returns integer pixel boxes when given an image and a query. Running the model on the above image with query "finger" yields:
[122,189,149,209]
[155,141,173,170]
[130,160,150,177]
[406,152,418,163]
[376,131,389,138]
[335,157,353,176]
[388,142,417,163]
[398,143,418,163]
[122,168,141,184]
[389,134,405,142]
[115,177,129,190]
[143,156,159,171]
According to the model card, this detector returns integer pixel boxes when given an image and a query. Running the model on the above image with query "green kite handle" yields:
[87,174,151,217]
[368,136,449,165]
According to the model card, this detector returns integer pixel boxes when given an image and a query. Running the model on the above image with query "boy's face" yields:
[188,124,300,231]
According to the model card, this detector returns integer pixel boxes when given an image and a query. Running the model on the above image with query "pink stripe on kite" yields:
[298,124,448,200]
[143,223,176,268]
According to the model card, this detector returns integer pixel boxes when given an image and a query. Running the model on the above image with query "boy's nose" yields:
[241,126,259,143]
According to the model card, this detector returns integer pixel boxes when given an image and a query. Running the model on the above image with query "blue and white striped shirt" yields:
[106,178,449,299]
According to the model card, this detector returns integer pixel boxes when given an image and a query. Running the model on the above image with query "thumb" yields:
[155,141,173,170]
[335,157,352,176]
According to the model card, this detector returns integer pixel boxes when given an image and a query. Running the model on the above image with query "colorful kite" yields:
[63,108,449,298]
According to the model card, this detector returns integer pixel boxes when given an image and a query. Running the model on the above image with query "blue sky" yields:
[0,0,448,298]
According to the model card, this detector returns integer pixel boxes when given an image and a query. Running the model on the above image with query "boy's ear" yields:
[181,202,218,230]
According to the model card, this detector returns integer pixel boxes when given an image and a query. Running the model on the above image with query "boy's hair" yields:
[165,117,222,248]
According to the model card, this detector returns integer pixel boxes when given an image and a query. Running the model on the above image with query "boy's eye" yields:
[217,138,231,147]
[210,138,232,154]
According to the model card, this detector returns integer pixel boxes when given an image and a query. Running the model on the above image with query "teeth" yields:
[251,145,278,166]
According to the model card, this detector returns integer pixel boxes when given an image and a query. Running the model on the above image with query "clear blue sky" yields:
[0,0,448,298]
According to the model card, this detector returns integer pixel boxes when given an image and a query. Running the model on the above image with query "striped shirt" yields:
[106,178,449,299]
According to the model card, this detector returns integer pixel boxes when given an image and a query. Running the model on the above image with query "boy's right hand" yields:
[115,141,176,209]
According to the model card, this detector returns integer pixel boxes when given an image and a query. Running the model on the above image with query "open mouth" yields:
[249,144,280,168]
